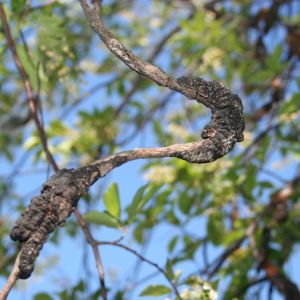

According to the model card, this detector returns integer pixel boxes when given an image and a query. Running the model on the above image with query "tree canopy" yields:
[0,1,300,299]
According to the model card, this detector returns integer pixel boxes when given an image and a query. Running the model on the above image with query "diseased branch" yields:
[0,4,107,298]
[79,0,245,163]
[3,0,245,297]
[114,13,193,115]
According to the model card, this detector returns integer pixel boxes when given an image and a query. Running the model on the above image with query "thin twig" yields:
[97,241,182,300]
[235,276,268,298]
[0,254,20,300]
[205,236,246,279]
[0,2,59,172]
[74,210,108,300]
[0,4,107,297]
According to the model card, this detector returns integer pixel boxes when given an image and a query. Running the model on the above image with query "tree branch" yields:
[0,254,20,300]
[0,2,58,172]
[74,210,107,300]
[4,0,245,292]
[78,0,245,164]
[0,4,107,297]
[97,241,182,300]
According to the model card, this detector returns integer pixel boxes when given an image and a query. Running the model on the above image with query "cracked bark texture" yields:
[10,0,245,279]
[10,167,100,279]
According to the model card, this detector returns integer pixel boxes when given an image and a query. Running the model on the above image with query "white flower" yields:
[179,280,218,300]
[144,165,175,184]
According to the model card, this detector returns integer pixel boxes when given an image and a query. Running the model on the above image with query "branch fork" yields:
[1,0,245,297]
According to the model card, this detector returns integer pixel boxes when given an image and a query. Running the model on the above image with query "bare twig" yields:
[0,254,20,300]
[204,236,246,279]
[0,2,58,172]
[0,4,107,297]
[97,241,182,299]
[74,209,107,300]
[235,276,268,298]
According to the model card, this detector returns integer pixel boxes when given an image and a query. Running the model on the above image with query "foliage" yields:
[0,0,300,299]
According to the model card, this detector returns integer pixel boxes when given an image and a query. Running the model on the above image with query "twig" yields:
[0,2,58,172]
[235,276,268,298]
[0,4,107,297]
[97,241,182,299]
[114,25,183,115]
[204,236,246,279]
[0,254,20,300]
[74,209,108,300]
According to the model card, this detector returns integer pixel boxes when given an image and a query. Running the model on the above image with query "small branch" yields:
[5,0,245,292]
[0,254,20,300]
[74,209,107,300]
[114,24,184,115]
[235,276,268,298]
[204,236,246,278]
[97,241,182,300]
[78,0,245,164]
[0,4,107,295]
[79,0,180,90]
[0,2,58,172]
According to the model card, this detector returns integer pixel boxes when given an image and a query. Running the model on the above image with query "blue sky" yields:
[1,1,300,299]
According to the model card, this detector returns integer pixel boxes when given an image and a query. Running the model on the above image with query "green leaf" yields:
[178,191,193,214]
[24,135,40,151]
[207,212,226,246]
[127,184,148,222]
[266,45,284,73]
[280,93,300,115]
[16,45,38,90]
[48,120,70,137]
[134,225,144,244]
[11,0,26,15]
[243,164,257,198]
[168,236,178,253]
[83,211,120,228]
[137,184,161,211]
[139,284,171,297]
[166,259,174,279]
[34,293,53,300]
[103,182,121,219]
[127,184,161,223]
[223,229,244,246]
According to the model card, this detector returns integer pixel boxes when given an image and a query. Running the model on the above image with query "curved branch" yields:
[79,0,245,164]
[8,0,245,284]
[0,3,106,294]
